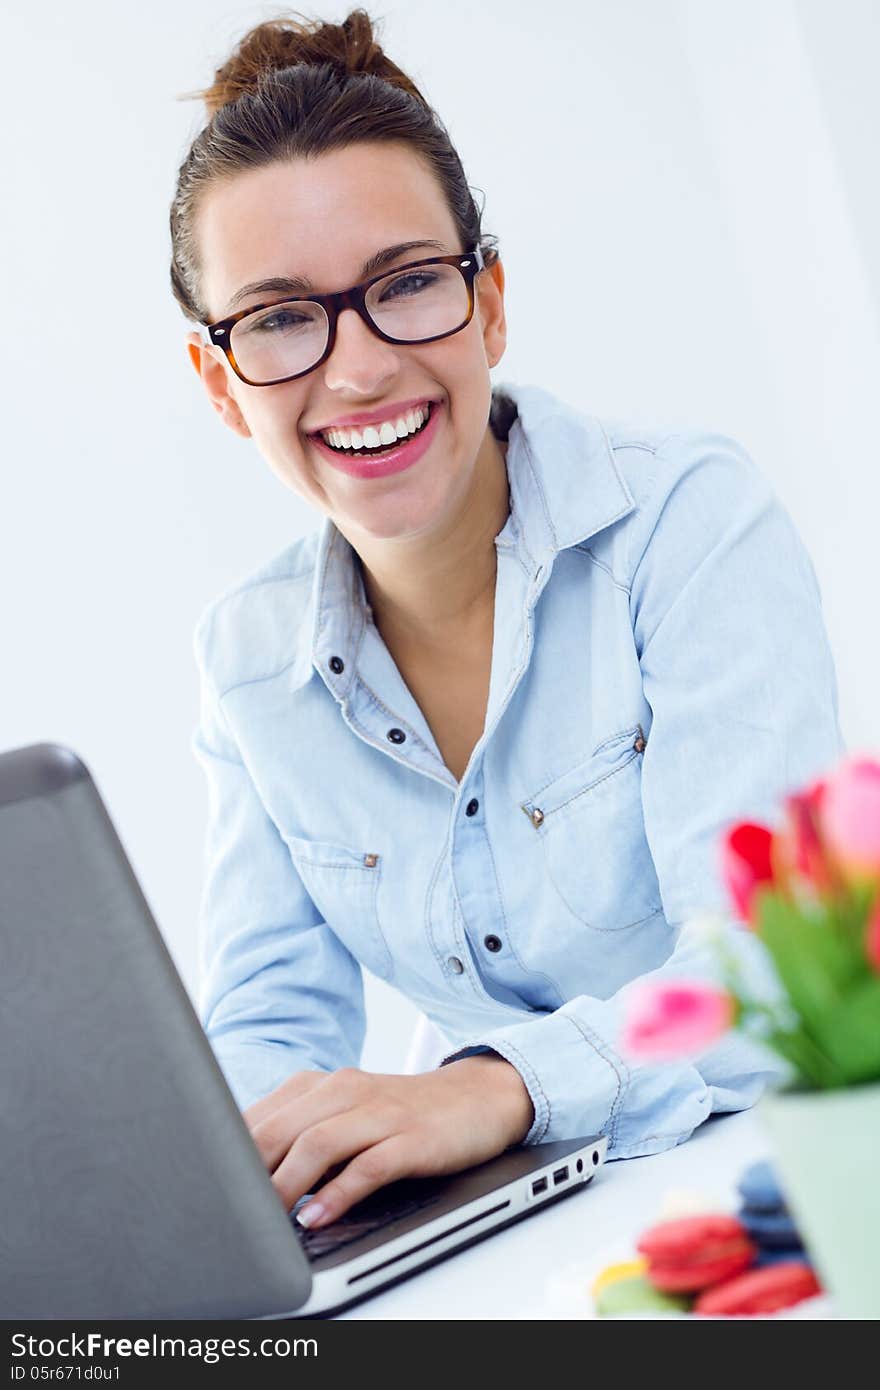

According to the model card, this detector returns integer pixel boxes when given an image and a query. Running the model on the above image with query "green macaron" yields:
[595,1274,692,1317]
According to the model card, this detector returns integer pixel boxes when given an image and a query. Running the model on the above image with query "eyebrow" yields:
[223,239,451,314]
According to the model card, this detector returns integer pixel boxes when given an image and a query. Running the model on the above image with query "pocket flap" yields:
[521,723,647,829]
[282,834,381,872]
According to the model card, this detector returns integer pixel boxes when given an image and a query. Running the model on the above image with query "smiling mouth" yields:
[312,402,437,459]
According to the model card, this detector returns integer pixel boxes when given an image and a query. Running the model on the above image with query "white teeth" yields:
[321,403,430,451]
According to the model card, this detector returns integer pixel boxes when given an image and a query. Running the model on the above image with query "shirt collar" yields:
[496,382,636,571]
[290,382,636,694]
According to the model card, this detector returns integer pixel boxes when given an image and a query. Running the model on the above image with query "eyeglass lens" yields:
[228,262,471,384]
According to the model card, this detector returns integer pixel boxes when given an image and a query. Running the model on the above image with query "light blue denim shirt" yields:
[192,381,845,1158]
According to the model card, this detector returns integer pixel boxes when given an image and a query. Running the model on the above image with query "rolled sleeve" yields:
[442,430,845,1156]
[440,1011,627,1146]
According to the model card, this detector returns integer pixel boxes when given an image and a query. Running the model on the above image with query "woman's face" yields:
[187,141,507,546]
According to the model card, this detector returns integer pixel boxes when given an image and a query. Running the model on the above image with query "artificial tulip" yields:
[622,981,735,1062]
[720,821,775,925]
[779,778,836,894]
[820,756,880,883]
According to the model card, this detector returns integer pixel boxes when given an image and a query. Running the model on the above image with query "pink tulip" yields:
[867,895,880,974]
[820,756,880,882]
[719,822,775,925]
[622,981,735,1061]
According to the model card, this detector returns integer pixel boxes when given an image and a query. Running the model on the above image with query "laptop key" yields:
[292,1192,443,1260]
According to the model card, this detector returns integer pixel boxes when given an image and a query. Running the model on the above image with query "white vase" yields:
[758,1080,880,1319]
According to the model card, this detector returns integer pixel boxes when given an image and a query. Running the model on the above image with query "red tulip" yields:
[820,756,880,883]
[780,778,836,894]
[720,822,775,926]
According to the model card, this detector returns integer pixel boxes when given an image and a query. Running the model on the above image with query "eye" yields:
[250,308,310,333]
[379,271,438,300]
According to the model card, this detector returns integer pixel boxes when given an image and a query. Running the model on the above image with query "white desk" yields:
[339,1109,832,1319]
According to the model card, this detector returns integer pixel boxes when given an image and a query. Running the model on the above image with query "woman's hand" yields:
[242,1054,535,1227]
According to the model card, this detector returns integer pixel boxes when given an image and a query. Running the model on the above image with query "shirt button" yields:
[484,934,502,952]
[465,798,479,817]
[387,727,406,744]
[447,955,464,974]
[328,655,344,674]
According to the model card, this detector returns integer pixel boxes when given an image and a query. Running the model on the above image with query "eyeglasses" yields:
[199,246,489,387]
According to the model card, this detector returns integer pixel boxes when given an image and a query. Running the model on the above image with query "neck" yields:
[342,427,510,646]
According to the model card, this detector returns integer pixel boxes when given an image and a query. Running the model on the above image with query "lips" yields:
[318,402,434,455]
[308,397,444,481]
[308,397,442,437]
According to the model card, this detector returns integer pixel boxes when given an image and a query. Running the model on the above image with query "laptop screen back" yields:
[0,743,311,1320]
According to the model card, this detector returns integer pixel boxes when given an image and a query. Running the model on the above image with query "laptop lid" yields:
[0,742,313,1320]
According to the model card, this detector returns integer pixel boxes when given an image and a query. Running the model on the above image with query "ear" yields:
[476,256,507,371]
[185,332,252,439]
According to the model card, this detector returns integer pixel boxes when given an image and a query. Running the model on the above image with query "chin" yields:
[340,478,459,545]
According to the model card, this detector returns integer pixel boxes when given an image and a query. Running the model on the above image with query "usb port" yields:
[553,1166,569,1185]
[531,1176,548,1195]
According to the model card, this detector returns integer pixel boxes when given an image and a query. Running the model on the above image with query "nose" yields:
[321,305,400,395]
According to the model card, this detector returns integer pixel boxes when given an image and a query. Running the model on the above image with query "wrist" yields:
[453,1051,534,1145]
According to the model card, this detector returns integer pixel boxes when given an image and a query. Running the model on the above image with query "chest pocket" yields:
[281,834,394,982]
[520,724,663,931]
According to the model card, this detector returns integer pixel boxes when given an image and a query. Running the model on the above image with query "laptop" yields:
[0,741,607,1320]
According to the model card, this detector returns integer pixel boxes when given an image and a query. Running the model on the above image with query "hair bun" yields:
[195,8,426,116]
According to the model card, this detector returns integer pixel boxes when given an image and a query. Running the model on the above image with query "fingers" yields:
[272,1103,406,1220]
[248,1067,373,1171]
[295,1134,415,1229]
[242,1068,327,1130]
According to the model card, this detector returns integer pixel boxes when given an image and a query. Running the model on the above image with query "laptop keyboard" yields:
[290,1184,444,1261]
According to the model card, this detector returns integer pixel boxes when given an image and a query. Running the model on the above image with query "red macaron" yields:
[693,1261,822,1316]
[637,1214,756,1293]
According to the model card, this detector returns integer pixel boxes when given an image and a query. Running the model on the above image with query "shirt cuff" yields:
[438,1009,630,1146]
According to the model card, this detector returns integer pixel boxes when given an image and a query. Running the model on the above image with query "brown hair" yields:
[169,7,500,327]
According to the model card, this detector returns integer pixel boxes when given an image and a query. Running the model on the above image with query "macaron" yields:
[739,1206,803,1249]
[693,1261,821,1317]
[736,1158,808,1260]
[591,1258,648,1298]
[595,1273,692,1317]
[736,1159,785,1214]
[637,1214,756,1293]
[753,1246,813,1269]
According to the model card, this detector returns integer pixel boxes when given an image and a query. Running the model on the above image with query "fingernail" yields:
[296,1201,326,1228]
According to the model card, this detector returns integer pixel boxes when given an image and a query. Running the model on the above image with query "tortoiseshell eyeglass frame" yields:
[198,246,491,387]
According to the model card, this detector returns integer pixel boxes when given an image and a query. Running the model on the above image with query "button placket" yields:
[447,775,518,997]
[339,695,455,792]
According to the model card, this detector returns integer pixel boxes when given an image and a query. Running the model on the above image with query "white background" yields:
[3,0,876,1070]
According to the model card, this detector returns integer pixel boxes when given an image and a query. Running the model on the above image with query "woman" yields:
[172,9,844,1232]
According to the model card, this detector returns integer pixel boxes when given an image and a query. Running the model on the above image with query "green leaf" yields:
[764,1025,847,1089]
[756,894,859,1035]
[811,975,880,1084]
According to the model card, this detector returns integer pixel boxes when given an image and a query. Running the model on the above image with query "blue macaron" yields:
[739,1206,803,1248]
[736,1159,786,1213]
[753,1246,812,1269]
